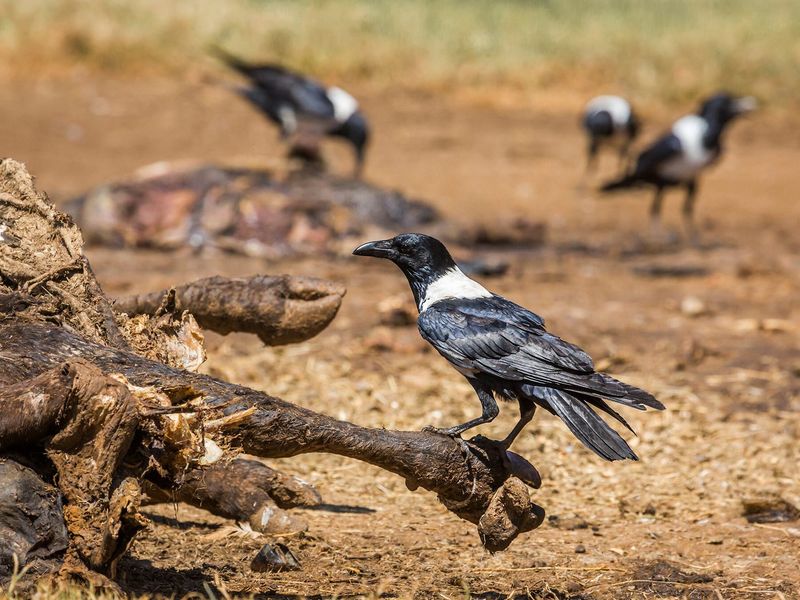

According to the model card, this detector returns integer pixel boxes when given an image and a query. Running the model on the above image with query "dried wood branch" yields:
[114,275,345,345]
[0,321,544,552]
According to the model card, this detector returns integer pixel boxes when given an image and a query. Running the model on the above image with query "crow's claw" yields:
[422,425,463,438]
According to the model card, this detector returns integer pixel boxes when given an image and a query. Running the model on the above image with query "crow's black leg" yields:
[424,379,499,438]
[649,186,665,234]
[586,138,599,174]
[500,397,536,449]
[618,138,632,171]
[352,152,364,180]
[683,180,699,245]
[288,139,325,172]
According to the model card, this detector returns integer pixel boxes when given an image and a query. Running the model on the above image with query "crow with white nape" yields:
[354,233,664,461]
[214,47,370,177]
[582,95,640,173]
[601,92,756,242]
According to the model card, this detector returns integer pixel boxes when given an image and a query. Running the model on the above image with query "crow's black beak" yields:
[353,150,365,179]
[733,96,758,114]
[352,239,395,259]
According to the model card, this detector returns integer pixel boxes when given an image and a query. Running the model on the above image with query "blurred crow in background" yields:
[582,95,639,173]
[601,92,756,242]
[214,47,370,177]
[354,233,664,461]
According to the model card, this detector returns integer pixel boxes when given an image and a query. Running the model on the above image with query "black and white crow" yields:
[215,48,370,177]
[582,95,639,173]
[354,233,664,461]
[600,92,756,241]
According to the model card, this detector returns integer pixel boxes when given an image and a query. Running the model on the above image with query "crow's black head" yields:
[353,233,456,285]
[332,111,370,177]
[583,110,614,137]
[698,92,757,125]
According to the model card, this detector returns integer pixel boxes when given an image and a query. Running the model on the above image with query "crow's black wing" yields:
[243,66,334,119]
[217,50,335,120]
[287,80,336,120]
[418,297,592,375]
[418,297,661,410]
[633,133,683,177]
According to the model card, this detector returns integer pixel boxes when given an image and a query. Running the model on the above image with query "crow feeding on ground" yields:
[582,95,640,174]
[600,92,756,242]
[354,233,664,461]
[214,48,370,177]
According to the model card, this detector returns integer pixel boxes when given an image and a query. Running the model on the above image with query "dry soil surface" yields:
[2,75,799,599]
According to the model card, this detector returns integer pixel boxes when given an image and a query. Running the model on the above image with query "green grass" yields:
[1,0,799,107]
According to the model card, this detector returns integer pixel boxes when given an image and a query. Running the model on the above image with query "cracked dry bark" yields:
[0,158,544,584]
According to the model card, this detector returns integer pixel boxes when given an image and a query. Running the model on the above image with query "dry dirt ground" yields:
[2,75,799,599]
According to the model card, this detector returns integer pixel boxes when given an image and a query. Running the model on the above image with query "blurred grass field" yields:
[2,0,799,110]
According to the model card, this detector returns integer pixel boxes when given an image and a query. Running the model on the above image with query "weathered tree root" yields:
[114,274,346,345]
[0,321,545,553]
[143,458,322,534]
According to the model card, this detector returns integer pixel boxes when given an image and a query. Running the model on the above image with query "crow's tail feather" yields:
[535,387,638,461]
[583,396,636,434]
[596,373,665,410]
[561,371,663,411]
[210,45,251,74]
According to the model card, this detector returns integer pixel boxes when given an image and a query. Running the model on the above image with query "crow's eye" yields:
[397,238,414,252]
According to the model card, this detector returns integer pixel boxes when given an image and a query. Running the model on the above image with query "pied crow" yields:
[354,233,664,461]
[601,92,756,242]
[582,95,639,173]
[215,48,370,177]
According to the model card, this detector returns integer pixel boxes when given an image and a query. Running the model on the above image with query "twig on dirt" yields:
[24,259,84,293]
[752,523,798,537]
[471,565,625,573]
[0,192,46,214]
[44,280,98,334]
[139,404,199,417]
[5,553,32,596]
[0,255,38,282]
[585,578,786,594]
